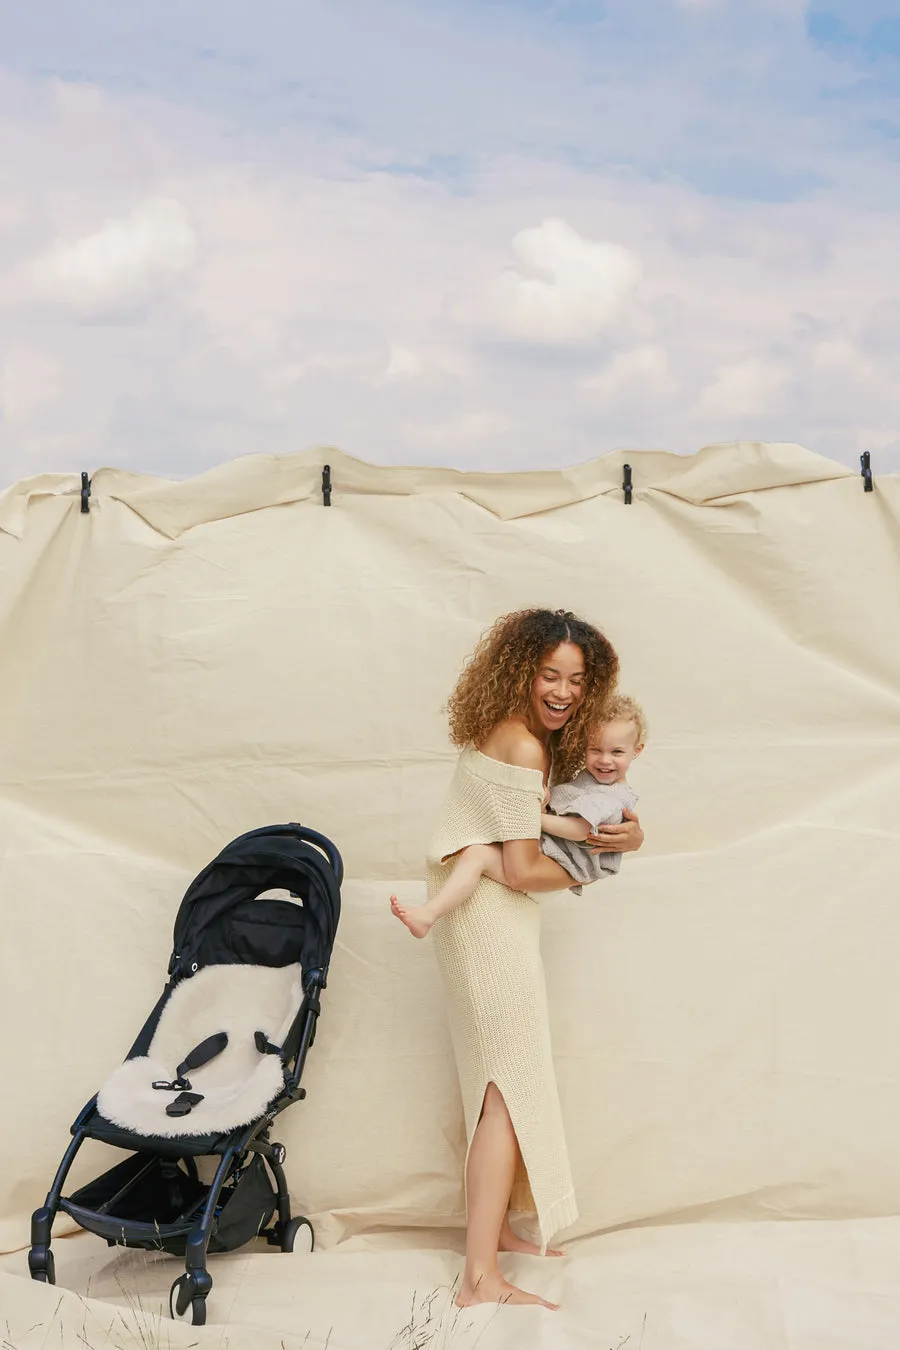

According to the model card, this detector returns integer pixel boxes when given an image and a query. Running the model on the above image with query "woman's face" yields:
[528,642,586,735]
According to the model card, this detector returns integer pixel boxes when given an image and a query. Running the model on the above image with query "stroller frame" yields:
[28,823,342,1327]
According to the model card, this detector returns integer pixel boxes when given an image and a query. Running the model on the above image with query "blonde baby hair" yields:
[598,694,647,746]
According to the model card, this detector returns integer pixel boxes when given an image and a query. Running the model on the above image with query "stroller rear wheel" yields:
[280,1215,314,1254]
[169,1274,207,1326]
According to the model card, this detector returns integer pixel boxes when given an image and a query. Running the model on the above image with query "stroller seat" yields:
[98,962,303,1139]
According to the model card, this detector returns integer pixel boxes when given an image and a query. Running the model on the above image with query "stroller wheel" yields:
[280,1216,314,1254]
[169,1275,207,1326]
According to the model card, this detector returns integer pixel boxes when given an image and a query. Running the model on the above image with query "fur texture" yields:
[97,963,302,1138]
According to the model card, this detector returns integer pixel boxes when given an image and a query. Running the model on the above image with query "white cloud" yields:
[413,408,510,450]
[0,38,899,484]
[581,345,676,399]
[29,196,196,316]
[383,344,426,383]
[698,357,787,420]
[488,218,642,344]
[811,339,874,384]
[0,345,62,426]
[377,342,468,387]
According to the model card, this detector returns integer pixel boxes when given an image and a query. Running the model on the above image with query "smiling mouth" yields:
[544,701,570,716]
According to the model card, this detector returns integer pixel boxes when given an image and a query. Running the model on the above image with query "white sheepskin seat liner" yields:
[97,963,303,1138]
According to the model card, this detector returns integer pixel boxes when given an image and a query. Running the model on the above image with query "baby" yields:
[391,695,646,938]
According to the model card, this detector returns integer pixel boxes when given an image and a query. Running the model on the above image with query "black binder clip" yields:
[80,472,92,513]
[622,463,633,505]
[322,464,332,507]
[860,451,874,493]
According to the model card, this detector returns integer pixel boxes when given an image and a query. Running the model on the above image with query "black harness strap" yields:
[151,1031,230,1095]
[254,1030,285,1060]
[148,1028,285,1121]
[178,1031,229,1079]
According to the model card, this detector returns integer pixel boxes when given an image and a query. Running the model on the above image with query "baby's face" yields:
[584,718,643,785]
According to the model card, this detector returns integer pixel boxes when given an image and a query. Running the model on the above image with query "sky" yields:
[0,0,898,486]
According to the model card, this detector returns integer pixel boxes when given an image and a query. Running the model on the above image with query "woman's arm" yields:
[502,837,572,892]
[586,807,644,854]
[489,730,566,893]
[540,812,591,842]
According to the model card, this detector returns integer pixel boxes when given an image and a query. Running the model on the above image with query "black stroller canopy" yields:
[169,824,342,984]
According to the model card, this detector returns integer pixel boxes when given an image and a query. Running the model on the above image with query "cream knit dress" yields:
[428,747,578,1248]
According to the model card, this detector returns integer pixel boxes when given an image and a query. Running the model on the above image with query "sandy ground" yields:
[4,1216,900,1349]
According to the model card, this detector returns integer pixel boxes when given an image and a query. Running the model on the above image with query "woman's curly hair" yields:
[447,608,620,782]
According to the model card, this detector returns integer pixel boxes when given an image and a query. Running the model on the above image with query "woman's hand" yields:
[586,807,644,854]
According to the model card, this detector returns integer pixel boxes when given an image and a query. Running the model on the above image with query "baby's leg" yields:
[478,846,510,887]
[391,844,504,939]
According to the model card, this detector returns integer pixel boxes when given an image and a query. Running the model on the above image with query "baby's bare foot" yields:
[389,895,433,939]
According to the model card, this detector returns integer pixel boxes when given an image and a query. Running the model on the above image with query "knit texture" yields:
[541,772,639,892]
[429,747,578,1248]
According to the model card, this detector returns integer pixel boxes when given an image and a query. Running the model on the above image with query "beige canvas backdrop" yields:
[1,442,899,1263]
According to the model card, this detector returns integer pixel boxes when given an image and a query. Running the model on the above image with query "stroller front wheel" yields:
[169,1275,207,1326]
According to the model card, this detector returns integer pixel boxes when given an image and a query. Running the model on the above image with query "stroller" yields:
[28,822,342,1327]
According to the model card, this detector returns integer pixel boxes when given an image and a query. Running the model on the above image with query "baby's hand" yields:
[542,786,551,807]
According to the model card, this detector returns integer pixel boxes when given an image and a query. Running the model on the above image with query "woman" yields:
[427,609,643,1310]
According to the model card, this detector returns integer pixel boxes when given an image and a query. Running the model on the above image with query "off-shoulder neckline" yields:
[463,745,545,786]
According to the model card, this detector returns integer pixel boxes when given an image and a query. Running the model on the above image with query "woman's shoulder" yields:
[478,717,547,772]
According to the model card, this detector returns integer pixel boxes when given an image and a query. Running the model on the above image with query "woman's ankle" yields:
[463,1258,501,1287]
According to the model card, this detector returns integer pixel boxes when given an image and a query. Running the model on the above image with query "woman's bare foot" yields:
[390,895,433,939]
[455,1271,559,1310]
[498,1222,565,1258]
